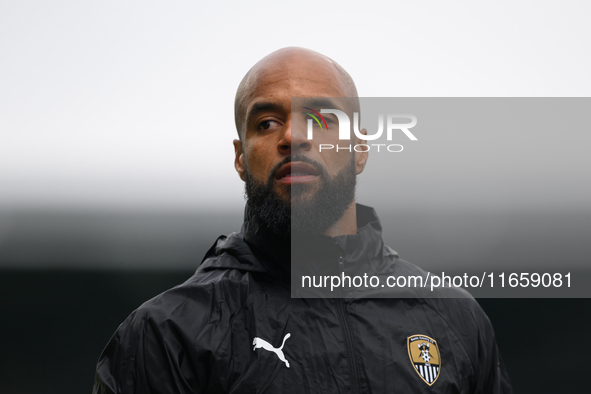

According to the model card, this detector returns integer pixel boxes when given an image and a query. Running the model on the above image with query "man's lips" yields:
[275,161,320,185]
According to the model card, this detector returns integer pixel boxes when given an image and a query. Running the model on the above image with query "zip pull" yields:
[338,256,347,297]
[338,256,344,273]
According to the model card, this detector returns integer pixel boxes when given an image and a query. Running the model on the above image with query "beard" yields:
[244,154,357,238]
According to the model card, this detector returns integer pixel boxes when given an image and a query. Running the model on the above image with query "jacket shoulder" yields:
[94,247,256,393]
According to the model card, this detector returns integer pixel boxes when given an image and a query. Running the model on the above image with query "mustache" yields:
[268,155,325,182]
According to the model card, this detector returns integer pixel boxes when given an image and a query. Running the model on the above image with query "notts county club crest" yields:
[407,334,441,386]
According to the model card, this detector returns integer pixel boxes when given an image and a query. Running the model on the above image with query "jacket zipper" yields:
[337,255,360,394]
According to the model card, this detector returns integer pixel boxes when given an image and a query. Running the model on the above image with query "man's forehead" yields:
[246,54,348,96]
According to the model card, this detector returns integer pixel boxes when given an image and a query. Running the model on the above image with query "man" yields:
[94,47,511,393]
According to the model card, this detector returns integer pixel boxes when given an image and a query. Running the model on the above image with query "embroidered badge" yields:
[407,334,441,385]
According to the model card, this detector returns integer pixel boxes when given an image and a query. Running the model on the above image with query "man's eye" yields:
[258,120,281,131]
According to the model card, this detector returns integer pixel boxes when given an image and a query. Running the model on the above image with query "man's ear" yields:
[233,139,246,182]
[354,128,369,175]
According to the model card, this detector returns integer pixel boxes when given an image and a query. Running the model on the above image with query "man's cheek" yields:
[244,150,267,179]
[319,152,347,177]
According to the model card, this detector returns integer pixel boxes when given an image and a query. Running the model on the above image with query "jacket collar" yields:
[241,203,385,279]
[332,204,384,265]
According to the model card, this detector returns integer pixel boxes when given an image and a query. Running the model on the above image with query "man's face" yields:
[233,52,367,235]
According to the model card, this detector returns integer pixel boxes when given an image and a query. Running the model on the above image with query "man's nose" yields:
[278,118,312,154]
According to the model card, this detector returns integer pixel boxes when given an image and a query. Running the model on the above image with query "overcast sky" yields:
[1,1,590,212]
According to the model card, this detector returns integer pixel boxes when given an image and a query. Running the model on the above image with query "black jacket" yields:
[94,204,511,393]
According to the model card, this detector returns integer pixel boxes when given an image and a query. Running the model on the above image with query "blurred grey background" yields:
[1,1,591,393]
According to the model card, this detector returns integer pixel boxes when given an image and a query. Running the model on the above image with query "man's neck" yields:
[323,200,357,237]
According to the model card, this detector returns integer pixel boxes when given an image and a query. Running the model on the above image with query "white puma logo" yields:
[252,333,291,368]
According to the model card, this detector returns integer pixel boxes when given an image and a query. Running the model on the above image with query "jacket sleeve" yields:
[472,303,513,394]
[93,300,209,394]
